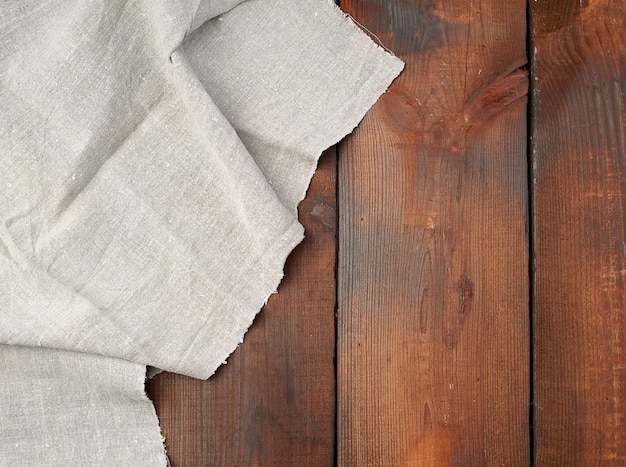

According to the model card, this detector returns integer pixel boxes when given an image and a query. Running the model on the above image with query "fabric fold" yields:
[0,0,403,464]
[184,0,405,211]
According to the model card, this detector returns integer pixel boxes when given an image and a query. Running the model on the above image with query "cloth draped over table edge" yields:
[0,0,403,464]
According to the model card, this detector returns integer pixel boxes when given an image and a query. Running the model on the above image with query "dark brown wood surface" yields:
[531,0,626,464]
[148,149,337,466]
[148,1,626,465]
[337,0,530,465]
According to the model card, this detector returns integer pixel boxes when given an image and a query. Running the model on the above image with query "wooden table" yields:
[148,0,626,464]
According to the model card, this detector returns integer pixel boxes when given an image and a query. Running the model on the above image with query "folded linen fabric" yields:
[0,0,402,464]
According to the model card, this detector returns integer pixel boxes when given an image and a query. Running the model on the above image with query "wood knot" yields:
[303,199,336,232]
[463,67,529,129]
[458,275,474,316]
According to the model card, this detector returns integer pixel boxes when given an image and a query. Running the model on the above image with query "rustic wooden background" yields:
[148,0,626,464]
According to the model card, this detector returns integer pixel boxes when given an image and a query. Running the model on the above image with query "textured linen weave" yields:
[0,0,403,464]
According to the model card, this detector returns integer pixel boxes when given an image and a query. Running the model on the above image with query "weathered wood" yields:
[530,1,626,463]
[337,1,530,465]
[147,149,338,466]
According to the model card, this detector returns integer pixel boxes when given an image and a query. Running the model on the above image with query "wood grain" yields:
[530,0,626,464]
[337,1,530,465]
[147,149,338,466]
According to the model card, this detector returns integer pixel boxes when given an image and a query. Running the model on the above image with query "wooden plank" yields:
[530,1,626,464]
[147,149,337,466]
[337,1,530,465]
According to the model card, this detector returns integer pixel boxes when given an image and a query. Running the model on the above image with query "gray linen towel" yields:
[0,0,403,464]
